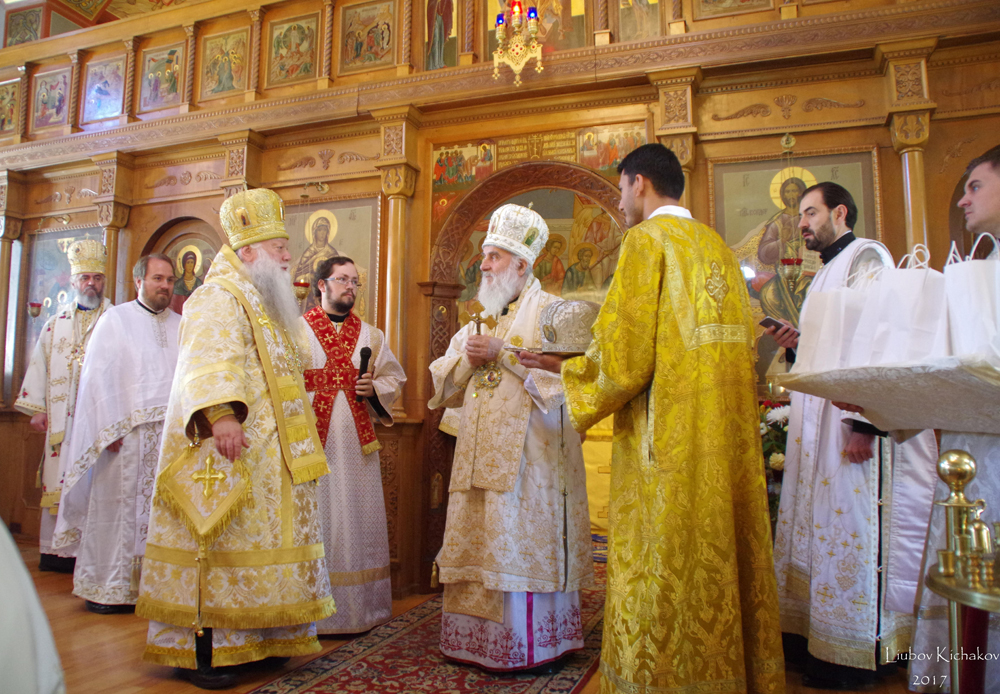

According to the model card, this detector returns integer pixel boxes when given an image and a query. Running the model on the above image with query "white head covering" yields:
[482,203,549,265]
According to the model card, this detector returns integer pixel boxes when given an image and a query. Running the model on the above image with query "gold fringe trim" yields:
[211,636,321,668]
[431,562,439,589]
[153,460,255,551]
[136,596,336,631]
[361,439,383,456]
[142,645,196,670]
[290,458,330,486]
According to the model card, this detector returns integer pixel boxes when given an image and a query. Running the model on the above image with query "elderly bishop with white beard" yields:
[136,189,333,689]
[429,203,593,672]
[301,255,406,634]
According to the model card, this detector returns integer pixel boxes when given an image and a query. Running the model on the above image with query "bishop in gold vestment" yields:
[136,189,333,680]
[558,145,784,694]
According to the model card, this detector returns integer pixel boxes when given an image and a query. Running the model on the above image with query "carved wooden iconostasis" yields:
[1,0,1000,599]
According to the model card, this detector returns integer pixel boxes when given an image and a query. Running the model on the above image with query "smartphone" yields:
[759,316,796,333]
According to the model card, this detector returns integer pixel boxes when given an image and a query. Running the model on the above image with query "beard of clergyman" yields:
[74,284,103,310]
[478,258,524,318]
[244,249,302,334]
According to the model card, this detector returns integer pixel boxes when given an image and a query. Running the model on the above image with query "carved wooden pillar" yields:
[121,39,138,124]
[218,130,265,199]
[878,38,937,251]
[181,24,199,113]
[65,51,82,134]
[379,164,416,418]
[319,0,335,88]
[15,66,29,143]
[397,0,413,76]
[594,0,610,46]
[0,172,24,406]
[91,152,135,303]
[246,8,265,102]
[98,203,130,303]
[459,0,476,65]
[649,68,700,211]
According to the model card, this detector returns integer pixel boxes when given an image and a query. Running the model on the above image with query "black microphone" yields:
[357,347,372,402]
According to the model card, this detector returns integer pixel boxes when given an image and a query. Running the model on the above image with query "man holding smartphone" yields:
[765,182,938,690]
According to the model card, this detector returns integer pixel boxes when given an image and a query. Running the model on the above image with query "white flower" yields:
[766,406,790,425]
[769,452,785,471]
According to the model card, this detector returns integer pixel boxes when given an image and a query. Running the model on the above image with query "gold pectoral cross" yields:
[192,454,227,499]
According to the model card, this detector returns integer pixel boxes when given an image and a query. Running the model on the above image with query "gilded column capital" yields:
[378,164,417,198]
[876,38,937,114]
[372,107,422,167]
[890,111,930,154]
[648,67,701,136]
[218,130,265,193]
[91,151,135,203]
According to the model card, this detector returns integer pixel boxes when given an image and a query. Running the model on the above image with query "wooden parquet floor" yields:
[18,536,912,694]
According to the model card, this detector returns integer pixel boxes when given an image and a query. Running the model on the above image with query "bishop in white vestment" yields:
[770,183,938,688]
[53,254,181,612]
[429,204,593,672]
[302,255,406,634]
[15,239,111,565]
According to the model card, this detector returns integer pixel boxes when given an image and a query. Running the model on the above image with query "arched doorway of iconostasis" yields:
[145,217,222,315]
[423,159,625,582]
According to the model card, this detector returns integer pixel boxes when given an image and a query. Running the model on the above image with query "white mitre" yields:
[483,203,548,264]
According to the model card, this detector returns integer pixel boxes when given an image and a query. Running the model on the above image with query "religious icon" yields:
[533,234,566,295]
[618,0,660,43]
[340,1,395,74]
[694,0,771,19]
[200,29,249,100]
[139,44,185,112]
[576,126,647,176]
[82,57,126,123]
[170,245,206,314]
[295,210,341,285]
[0,80,19,134]
[31,69,72,132]
[267,14,318,87]
[425,0,455,70]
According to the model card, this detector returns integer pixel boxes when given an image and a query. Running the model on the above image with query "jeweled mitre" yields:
[220,188,289,250]
[67,239,107,275]
[483,203,549,264]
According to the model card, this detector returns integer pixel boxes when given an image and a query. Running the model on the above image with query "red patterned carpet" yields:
[251,564,606,694]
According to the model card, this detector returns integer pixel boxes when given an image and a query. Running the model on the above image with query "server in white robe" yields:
[768,182,938,689]
[52,254,180,612]
[15,239,111,570]
[909,146,1000,694]
[302,255,405,635]
[428,204,593,672]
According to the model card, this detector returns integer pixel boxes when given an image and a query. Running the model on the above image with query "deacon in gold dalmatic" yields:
[562,212,785,694]
[136,188,334,670]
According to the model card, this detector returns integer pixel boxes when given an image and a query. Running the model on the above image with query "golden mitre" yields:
[67,239,107,275]
[483,203,549,265]
[219,188,289,250]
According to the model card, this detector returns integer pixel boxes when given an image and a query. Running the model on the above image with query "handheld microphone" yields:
[357,347,372,402]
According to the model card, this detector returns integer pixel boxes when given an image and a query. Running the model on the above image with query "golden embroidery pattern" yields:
[706,261,730,310]
[472,361,502,398]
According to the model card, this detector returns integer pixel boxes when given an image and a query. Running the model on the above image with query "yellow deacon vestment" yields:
[136,245,334,669]
[562,209,785,694]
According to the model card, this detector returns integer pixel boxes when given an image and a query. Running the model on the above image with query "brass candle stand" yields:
[924,450,1000,694]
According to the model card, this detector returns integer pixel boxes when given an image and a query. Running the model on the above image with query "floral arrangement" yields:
[759,399,790,534]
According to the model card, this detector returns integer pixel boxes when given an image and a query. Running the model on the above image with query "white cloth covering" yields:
[440,590,584,670]
[909,432,1000,693]
[775,236,939,669]
[52,300,180,604]
[302,315,405,634]
[0,524,65,694]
